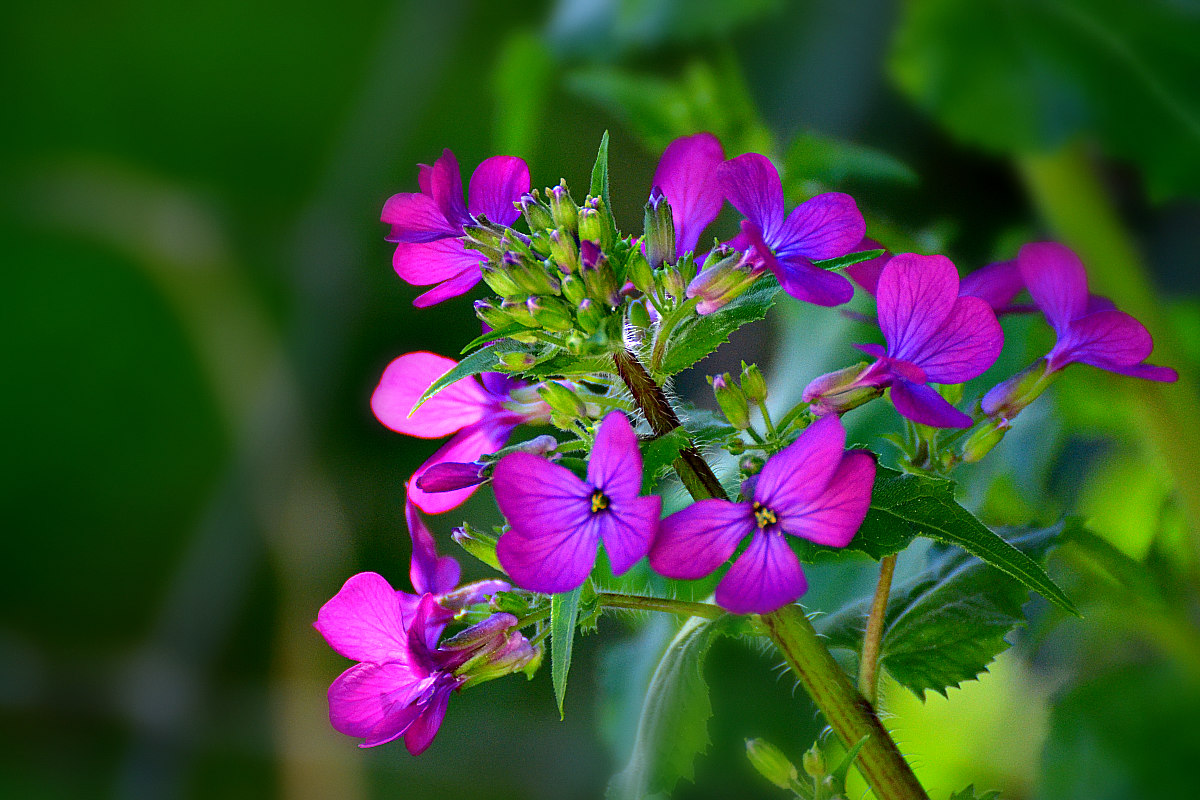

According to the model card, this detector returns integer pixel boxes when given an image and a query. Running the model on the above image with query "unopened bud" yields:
[710,373,750,430]
[547,183,578,233]
[564,331,587,355]
[802,362,885,416]
[417,461,486,493]
[452,524,502,570]
[802,743,827,778]
[548,229,580,273]
[686,249,764,314]
[498,351,536,371]
[660,266,687,300]
[500,297,538,328]
[627,250,655,294]
[581,243,621,306]
[745,739,799,790]
[578,208,605,248]
[628,299,652,329]
[519,192,554,232]
[739,454,765,476]
[741,362,767,403]
[643,189,676,268]
[538,381,587,419]
[439,578,511,612]
[527,295,574,331]
[462,223,506,259]
[576,298,604,334]
[506,252,561,296]
[441,612,519,652]
[961,417,1011,463]
[583,196,615,248]
[560,273,587,305]
[981,358,1055,421]
[480,261,522,297]
[474,299,511,330]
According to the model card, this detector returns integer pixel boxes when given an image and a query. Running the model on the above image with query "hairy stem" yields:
[595,592,726,620]
[858,554,897,706]
[763,606,929,800]
[613,349,727,500]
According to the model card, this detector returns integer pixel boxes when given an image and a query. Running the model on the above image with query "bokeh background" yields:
[3,1,1199,798]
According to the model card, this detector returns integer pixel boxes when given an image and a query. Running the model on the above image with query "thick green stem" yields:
[763,606,929,800]
[858,554,897,706]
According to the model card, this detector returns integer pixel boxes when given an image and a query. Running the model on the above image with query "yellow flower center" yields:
[591,490,610,514]
[752,501,777,528]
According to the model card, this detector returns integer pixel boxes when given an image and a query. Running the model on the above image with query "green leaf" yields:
[890,0,1200,199]
[639,427,693,493]
[607,616,730,800]
[520,351,616,378]
[820,522,1074,698]
[784,131,917,188]
[551,585,584,719]
[590,130,613,215]
[811,249,885,272]
[411,340,525,412]
[458,323,530,354]
[659,276,780,375]
[947,786,1000,800]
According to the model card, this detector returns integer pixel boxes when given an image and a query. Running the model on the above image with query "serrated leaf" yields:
[640,427,691,493]
[659,276,780,375]
[607,615,730,800]
[590,130,613,220]
[947,786,1000,800]
[520,351,616,378]
[821,522,1074,698]
[459,323,530,354]
[411,340,525,412]
[785,131,917,188]
[551,585,584,718]
[812,248,885,272]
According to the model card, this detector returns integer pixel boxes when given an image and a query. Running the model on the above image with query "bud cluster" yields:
[708,362,769,430]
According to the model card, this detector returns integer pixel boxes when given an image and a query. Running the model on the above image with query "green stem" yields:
[594,592,726,620]
[757,399,777,437]
[858,554,897,706]
[762,607,929,800]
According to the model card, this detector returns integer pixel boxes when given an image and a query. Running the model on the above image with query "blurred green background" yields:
[3,1,1198,798]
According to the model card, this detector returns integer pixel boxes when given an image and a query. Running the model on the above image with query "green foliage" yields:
[607,615,731,800]
[412,340,522,411]
[784,131,917,189]
[821,522,1073,699]
[639,427,691,493]
[891,0,1200,199]
[947,787,1000,800]
[812,249,886,273]
[590,130,614,221]
[551,585,585,718]
[659,276,781,375]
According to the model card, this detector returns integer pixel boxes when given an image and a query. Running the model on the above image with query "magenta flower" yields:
[382,149,530,307]
[492,411,661,594]
[718,153,865,306]
[981,243,1176,415]
[844,237,891,297]
[371,351,549,514]
[806,253,1003,428]
[649,416,875,615]
[651,132,726,256]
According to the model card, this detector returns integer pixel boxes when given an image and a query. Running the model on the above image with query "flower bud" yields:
[643,189,676,268]
[628,299,652,329]
[474,299,512,330]
[564,331,587,355]
[538,381,588,419]
[576,298,604,334]
[802,362,884,416]
[506,253,561,296]
[741,361,767,403]
[498,351,536,371]
[441,612,519,652]
[519,192,554,232]
[961,417,1012,464]
[527,295,574,331]
[660,266,687,300]
[739,454,765,476]
[583,196,615,249]
[480,261,522,297]
[578,208,605,248]
[710,373,750,430]
[452,524,502,570]
[457,628,542,688]
[745,739,799,790]
[500,296,538,328]
[801,742,827,779]
[686,249,764,314]
[560,273,587,305]
[462,223,506,259]
[547,183,578,233]
[581,244,621,307]
[417,461,486,493]
[626,250,655,295]
[981,358,1055,421]
[548,229,580,274]
[439,578,511,612]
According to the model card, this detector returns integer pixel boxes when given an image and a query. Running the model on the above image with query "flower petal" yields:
[328,662,428,743]
[960,259,1023,313]
[392,237,481,286]
[412,267,482,308]
[718,153,785,243]
[772,254,855,307]
[586,411,643,502]
[845,238,890,296]
[381,193,457,243]
[890,379,973,428]
[775,192,866,261]
[495,524,600,594]
[900,295,1003,384]
[1050,309,1154,372]
[403,679,456,755]
[371,352,491,438]
[1104,362,1178,382]
[755,415,846,514]
[779,451,875,547]
[652,132,726,255]
[408,422,514,514]
[405,499,460,596]
[715,531,807,615]
[876,253,959,361]
[468,156,531,226]
[429,149,470,231]
[649,499,755,580]
[1019,242,1088,332]
[597,495,661,575]
[315,572,415,664]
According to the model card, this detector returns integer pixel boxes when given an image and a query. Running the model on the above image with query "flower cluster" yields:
[316,131,1176,757]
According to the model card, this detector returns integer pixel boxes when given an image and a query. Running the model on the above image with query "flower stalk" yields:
[858,553,897,706]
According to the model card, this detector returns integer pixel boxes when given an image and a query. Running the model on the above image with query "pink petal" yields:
[429,149,470,231]
[845,237,890,296]
[890,380,973,428]
[597,494,661,575]
[381,193,457,243]
[371,352,492,438]
[755,415,847,514]
[715,531,807,615]
[1019,242,1088,332]
[960,259,1023,312]
[779,451,875,547]
[405,499,460,596]
[717,154,785,243]
[403,680,456,755]
[876,253,960,361]
[652,132,726,255]
[412,267,482,308]
[314,572,415,664]
[901,295,1003,384]
[1050,309,1154,372]
[468,156,531,226]
[776,192,866,261]
[408,422,513,514]
[392,237,480,286]
[328,662,428,743]
[417,163,433,195]
[649,499,755,580]
[586,411,643,502]
[495,524,600,595]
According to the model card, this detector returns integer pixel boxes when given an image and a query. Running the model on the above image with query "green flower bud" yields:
[560,273,587,306]
[462,223,506,259]
[801,743,827,779]
[474,299,511,331]
[741,362,767,403]
[659,265,687,301]
[519,192,554,232]
[480,260,522,297]
[710,373,750,430]
[500,296,538,328]
[576,298,604,334]
[548,229,580,274]
[981,358,1055,421]
[626,250,655,295]
[628,299,652,329]
[452,523,502,570]
[961,418,1012,464]
[581,243,621,306]
[564,331,587,354]
[643,190,676,268]
[745,739,799,790]
[583,196,615,249]
[578,208,605,249]
[526,295,574,331]
[739,454,765,476]
[498,351,537,371]
[538,381,587,419]
[686,248,763,313]
[506,253,561,296]
[547,183,578,233]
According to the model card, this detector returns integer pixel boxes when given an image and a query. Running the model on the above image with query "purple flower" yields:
[718,153,865,306]
[981,243,1176,416]
[805,253,1004,428]
[382,149,530,307]
[492,411,661,594]
[371,351,549,514]
[844,237,891,297]
[651,132,726,256]
[649,415,875,615]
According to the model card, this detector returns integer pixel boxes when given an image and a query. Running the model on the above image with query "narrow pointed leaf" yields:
[551,585,584,718]
[590,130,614,222]
[411,340,526,412]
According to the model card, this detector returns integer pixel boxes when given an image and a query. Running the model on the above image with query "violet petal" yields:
[778,451,875,547]
[890,379,973,428]
[649,499,755,580]
[468,156,531,226]
[715,531,807,615]
[652,132,726,255]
